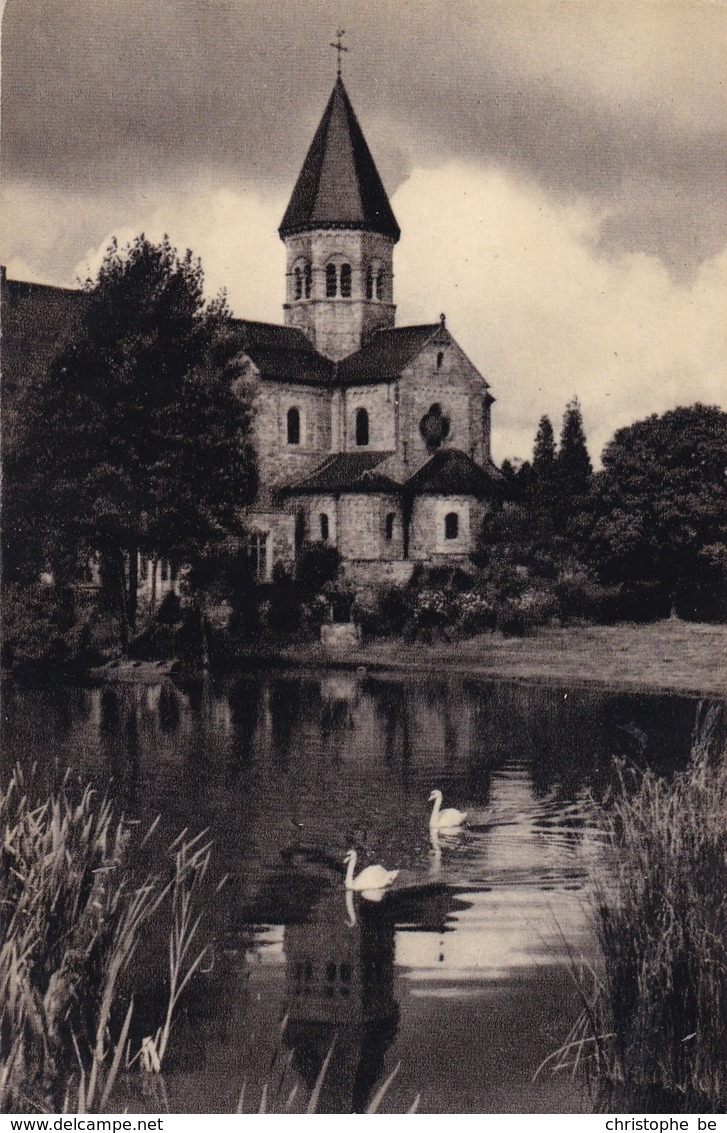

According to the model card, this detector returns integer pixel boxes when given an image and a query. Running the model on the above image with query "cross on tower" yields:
[330,29,348,78]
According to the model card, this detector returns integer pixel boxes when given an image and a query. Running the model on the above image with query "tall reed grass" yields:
[0,765,212,1114]
[538,707,727,1112]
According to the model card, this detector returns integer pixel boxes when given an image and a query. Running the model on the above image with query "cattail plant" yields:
[0,765,213,1113]
[537,705,727,1112]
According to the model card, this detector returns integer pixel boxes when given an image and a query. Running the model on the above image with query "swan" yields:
[428,789,468,830]
[343,849,398,891]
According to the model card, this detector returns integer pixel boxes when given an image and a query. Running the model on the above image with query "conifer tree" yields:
[528,415,558,516]
[557,398,592,501]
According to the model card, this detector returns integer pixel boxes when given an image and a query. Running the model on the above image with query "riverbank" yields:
[234,620,727,697]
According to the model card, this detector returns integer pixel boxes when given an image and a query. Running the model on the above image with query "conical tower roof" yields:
[279,78,400,242]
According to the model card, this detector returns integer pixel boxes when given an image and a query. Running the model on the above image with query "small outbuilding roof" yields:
[282,451,399,494]
[404,449,504,498]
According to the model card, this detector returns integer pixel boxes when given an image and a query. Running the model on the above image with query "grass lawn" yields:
[267,620,727,696]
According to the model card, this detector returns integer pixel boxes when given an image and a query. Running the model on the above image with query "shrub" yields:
[453,590,496,636]
[296,542,342,598]
[0,583,102,669]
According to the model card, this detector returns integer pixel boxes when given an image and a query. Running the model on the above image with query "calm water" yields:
[2,671,722,1114]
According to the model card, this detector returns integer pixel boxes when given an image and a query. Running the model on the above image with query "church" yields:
[2,75,502,591]
[228,75,501,585]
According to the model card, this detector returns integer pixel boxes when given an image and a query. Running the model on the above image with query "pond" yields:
[2,670,722,1114]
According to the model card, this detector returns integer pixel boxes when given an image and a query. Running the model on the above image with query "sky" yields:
[2,0,726,464]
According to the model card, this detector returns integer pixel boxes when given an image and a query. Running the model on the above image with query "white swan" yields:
[428,789,468,830]
[343,849,398,891]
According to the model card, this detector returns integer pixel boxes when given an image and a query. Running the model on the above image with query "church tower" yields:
[279,76,400,361]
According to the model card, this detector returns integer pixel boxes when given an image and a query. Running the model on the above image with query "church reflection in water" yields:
[282,886,399,1113]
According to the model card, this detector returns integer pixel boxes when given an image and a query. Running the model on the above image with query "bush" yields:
[296,542,342,598]
[0,582,103,669]
[453,590,496,636]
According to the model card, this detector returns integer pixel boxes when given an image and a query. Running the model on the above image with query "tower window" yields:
[287,406,301,445]
[365,266,374,299]
[340,263,352,297]
[355,407,370,447]
[320,513,330,542]
[385,512,395,541]
[437,351,444,370]
[444,512,459,540]
[326,263,337,297]
[293,267,303,301]
[304,262,312,298]
[375,270,384,300]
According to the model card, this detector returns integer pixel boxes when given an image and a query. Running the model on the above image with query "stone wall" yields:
[338,493,404,561]
[390,336,492,476]
[409,495,486,561]
[282,229,395,360]
[342,382,397,452]
[252,380,331,506]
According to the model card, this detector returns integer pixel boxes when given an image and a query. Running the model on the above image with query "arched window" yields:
[355,407,369,447]
[444,512,459,540]
[287,406,301,445]
[385,512,395,541]
[320,513,329,542]
[326,263,337,297]
[365,265,374,299]
[293,267,303,300]
[304,262,312,298]
[340,263,352,297]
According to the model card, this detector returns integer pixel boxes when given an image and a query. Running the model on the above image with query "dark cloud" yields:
[3,0,726,275]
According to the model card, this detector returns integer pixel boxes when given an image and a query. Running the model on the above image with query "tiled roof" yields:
[279,78,400,242]
[404,449,504,498]
[337,325,440,386]
[282,451,399,494]
[229,318,334,385]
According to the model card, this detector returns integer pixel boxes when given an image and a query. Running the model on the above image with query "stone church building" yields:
[231,76,501,585]
[2,76,501,591]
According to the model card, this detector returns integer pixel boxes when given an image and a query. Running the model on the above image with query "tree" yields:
[586,404,727,621]
[557,398,592,501]
[528,415,558,515]
[12,235,256,652]
[532,415,556,471]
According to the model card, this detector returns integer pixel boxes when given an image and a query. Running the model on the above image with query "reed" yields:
[0,765,211,1114]
[538,708,727,1111]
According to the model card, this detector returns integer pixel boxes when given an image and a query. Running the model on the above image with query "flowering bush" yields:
[454,590,496,635]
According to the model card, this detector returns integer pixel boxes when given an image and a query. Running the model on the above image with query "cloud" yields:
[392,163,727,464]
[73,180,288,319]
[4,158,724,473]
[4,0,726,274]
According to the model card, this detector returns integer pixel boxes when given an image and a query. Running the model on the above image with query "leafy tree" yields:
[12,235,256,652]
[586,404,727,621]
